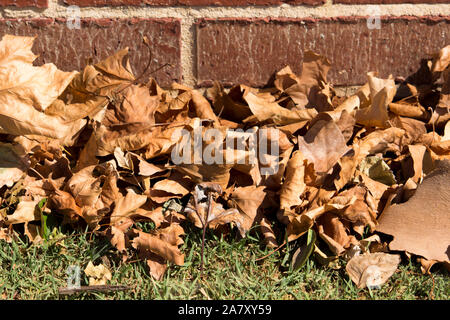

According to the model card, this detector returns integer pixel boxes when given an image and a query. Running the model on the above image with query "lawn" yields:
[0,224,448,300]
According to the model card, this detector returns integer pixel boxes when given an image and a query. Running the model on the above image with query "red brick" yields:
[335,0,449,3]
[63,0,325,6]
[196,16,450,87]
[0,0,47,7]
[0,18,181,87]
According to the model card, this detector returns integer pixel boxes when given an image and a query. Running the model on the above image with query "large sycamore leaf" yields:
[377,160,450,263]
[0,35,86,142]
[67,47,135,102]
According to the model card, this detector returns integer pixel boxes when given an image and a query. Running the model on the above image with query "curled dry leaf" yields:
[286,203,346,242]
[131,224,185,280]
[275,51,332,111]
[207,81,252,122]
[355,72,396,128]
[243,91,317,126]
[279,151,306,212]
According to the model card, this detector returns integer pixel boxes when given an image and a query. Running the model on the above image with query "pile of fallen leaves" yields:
[0,34,449,285]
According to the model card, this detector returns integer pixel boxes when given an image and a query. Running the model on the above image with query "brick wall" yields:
[1,0,449,87]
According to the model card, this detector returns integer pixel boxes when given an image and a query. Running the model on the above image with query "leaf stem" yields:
[200,192,214,278]
[200,224,207,278]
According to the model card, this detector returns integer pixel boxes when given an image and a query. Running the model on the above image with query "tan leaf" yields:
[94,85,161,156]
[357,127,405,158]
[48,189,83,221]
[280,151,306,211]
[0,35,85,143]
[5,199,39,225]
[126,152,165,177]
[68,47,134,100]
[346,253,400,289]
[243,91,317,126]
[131,227,184,266]
[436,66,450,114]
[142,251,168,281]
[317,212,353,256]
[404,144,433,183]
[356,172,388,204]
[134,206,165,229]
[109,226,127,253]
[355,72,396,128]
[66,165,103,208]
[175,162,232,191]
[390,116,427,145]
[275,51,332,110]
[332,83,371,119]
[431,45,450,73]
[110,191,148,226]
[332,186,377,235]
[24,222,42,244]
[228,185,270,235]
[149,173,193,203]
[388,102,426,119]
[443,120,450,142]
[297,117,350,175]
[259,216,278,248]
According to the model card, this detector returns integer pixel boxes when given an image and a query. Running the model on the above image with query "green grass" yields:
[0,224,448,300]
